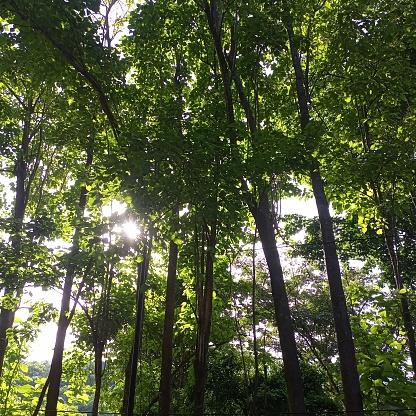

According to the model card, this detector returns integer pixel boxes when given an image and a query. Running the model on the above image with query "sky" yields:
[1,0,321,364]
[20,197,318,362]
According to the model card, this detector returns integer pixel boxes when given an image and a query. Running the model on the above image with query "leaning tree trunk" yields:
[384,223,416,374]
[45,268,77,415]
[202,2,307,413]
[283,7,364,415]
[44,151,93,416]
[309,165,364,414]
[251,193,307,415]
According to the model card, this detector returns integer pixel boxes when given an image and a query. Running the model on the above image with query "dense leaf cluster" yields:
[0,0,415,415]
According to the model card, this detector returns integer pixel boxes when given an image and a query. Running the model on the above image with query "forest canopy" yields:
[0,0,415,415]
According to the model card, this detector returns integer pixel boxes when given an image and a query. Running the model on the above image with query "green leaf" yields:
[17,384,33,394]
[173,237,183,245]
[373,379,383,387]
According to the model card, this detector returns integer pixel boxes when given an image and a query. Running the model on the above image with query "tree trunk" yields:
[44,151,93,416]
[201,2,307,412]
[0,298,16,374]
[92,342,105,416]
[233,296,250,413]
[384,229,416,374]
[159,54,184,414]
[251,229,259,416]
[121,346,133,415]
[126,239,151,416]
[283,7,364,414]
[310,167,363,414]
[44,253,94,416]
[90,256,115,415]
[251,193,307,415]
[194,221,216,416]
[0,99,33,375]
[45,288,71,416]
[202,3,307,411]
[158,211,179,416]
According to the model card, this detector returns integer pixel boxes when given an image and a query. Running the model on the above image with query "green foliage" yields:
[1,0,416,413]
[347,273,416,410]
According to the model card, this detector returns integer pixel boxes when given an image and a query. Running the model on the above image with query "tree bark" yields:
[158,214,179,416]
[90,255,115,415]
[251,229,259,415]
[384,229,416,374]
[251,193,307,415]
[310,166,363,414]
[159,53,184,414]
[121,346,133,415]
[0,299,16,374]
[202,3,307,412]
[283,7,363,414]
[194,221,216,416]
[92,341,105,416]
[126,239,151,416]
[0,99,33,374]
[45,283,72,415]
[44,151,93,416]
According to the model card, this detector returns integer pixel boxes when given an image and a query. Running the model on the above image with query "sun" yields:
[121,221,141,240]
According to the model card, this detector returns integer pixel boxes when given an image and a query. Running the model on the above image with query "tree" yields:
[201,1,308,412]
[305,0,416,375]
[2,0,416,414]
[278,2,364,412]
[0,27,61,374]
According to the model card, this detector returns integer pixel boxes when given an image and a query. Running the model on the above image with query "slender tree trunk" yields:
[360,100,416,374]
[283,8,363,414]
[44,151,93,416]
[251,229,259,416]
[158,210,179,416]
[126,239,151,416]
[202,2,307,411]
[127,261,146,416]
[0,99,33,374]
[91,256,115,415]
[384,229,416,374]
[233,298,250,413]
[92,342,105,416]
[194,221,216,416]
[309,165,363,414]
[203,0,237,144]
[45,288,72,415]
[251,193,307,415]
[5,1,120,141]
[262,330,268,414]
[0,298,16,374]
[122,346,133,415]
[159,54,184,414]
